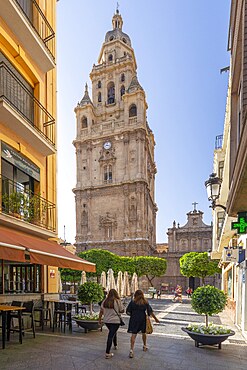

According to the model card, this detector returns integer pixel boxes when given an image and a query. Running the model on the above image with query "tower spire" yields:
[116,2,119,14]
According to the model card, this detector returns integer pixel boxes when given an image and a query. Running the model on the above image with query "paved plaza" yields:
[0,296,246,370]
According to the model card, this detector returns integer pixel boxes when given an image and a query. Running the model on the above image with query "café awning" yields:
[0,226,95,272]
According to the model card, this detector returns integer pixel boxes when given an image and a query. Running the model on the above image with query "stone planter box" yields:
[182,327,235,349]
[73,318,102,333]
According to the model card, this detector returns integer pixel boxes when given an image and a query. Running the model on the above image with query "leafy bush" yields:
[77,282,104,314]
[191,285,227,327]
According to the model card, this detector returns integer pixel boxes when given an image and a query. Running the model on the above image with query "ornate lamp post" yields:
[205,173,226,211]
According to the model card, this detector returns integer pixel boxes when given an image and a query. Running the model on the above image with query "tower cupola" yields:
[105,10,131,46]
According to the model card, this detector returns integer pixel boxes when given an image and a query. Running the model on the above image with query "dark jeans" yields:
[105,323,120,354]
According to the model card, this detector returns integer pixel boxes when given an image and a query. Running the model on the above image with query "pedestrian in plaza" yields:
[98,288,124,359]
[126,289,159,358]
[186,287,193,298]
[157,289,161,299]
[172,285,183,302]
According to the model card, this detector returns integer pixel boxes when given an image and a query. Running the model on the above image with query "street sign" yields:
[222,246,245,263]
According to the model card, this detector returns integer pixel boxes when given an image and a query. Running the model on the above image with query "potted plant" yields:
[2,191,25,218]
[182,285,235,349]
[73,281,104,332]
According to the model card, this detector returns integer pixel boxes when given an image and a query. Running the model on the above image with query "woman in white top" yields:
[99,289,124,359]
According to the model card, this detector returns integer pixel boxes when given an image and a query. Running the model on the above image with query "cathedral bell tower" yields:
[73,10,158,256]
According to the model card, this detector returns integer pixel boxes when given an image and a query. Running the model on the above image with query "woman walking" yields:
[98,289,124,359]
[126,289,159,358]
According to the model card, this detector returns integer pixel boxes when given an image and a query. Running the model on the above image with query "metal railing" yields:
[0,62,55,147]
[215,135,223,149]
[0,176,56,232]
[15,0,55,61]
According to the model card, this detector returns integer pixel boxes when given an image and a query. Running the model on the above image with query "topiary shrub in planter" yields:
[182,285,235,348]
[74,282,104,332]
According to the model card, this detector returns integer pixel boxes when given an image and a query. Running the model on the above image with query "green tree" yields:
[59,268,82,292]
[77,282,104,314]
[134,256,167,287]
[78,249,135,279]
[180,252,221,285]
[191,285,227,327]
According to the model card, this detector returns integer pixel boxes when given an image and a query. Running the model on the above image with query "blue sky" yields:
[57,0,230,243]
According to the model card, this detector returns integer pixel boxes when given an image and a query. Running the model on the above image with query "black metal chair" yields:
[22,301,35,338]
[52,302,72,333]
[9,300,35,339]
[34,300,52,330]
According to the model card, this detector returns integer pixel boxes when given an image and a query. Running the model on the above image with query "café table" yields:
[0,305,25,349]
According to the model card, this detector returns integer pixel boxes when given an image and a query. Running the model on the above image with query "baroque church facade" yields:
[163,205,213,291]
[73,11,157,256]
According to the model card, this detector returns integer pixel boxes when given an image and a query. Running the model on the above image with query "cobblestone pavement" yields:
[0,295,246,370]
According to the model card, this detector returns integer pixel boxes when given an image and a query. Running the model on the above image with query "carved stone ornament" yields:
[99,212,117,228]
[98,148,116,163]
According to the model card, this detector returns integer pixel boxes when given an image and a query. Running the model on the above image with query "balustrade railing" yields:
[0,176,56,232]
[15,0,55,61]
[0,62,55,146]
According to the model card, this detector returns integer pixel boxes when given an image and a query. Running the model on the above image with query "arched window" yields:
[107,82,115,104]
[98,92,102,102]
[121,73,125,82]
[81,116,88,128]
[98,81,101,88]
[122,38,127,44]
[120,85,125,97]
[129,104,137,117]
[108,54,113,62]
[109,36,114,41]
[104,165,112,183]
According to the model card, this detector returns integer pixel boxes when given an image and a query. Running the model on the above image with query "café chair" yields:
[53,302,72,333]
[9,300,35,339]
[34,300,52,330]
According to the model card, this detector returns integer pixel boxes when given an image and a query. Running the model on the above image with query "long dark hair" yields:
[133,289,148,305]
[103,289,120,308]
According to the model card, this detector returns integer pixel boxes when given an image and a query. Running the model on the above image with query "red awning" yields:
[0,226,95,272]
[0,242,26,262]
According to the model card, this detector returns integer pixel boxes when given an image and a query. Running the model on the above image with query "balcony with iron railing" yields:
[0,176,56,232]
[0,62,56,155]
[215,134,223,149]
[1,0,55,72]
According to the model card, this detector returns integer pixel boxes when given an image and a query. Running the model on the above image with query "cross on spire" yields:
[116,2,120,13]
[192,202,198,211]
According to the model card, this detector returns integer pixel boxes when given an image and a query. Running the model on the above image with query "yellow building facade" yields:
[0,0,58,300]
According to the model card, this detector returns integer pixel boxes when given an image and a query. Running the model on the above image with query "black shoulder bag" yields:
[113,306,125,326]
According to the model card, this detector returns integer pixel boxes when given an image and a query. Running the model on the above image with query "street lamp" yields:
[205,173,226,211]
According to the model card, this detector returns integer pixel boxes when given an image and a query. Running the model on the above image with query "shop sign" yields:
[1,142,40,181]
[231,212,247,234]
[50,269,55,278]
[222,246,245,263]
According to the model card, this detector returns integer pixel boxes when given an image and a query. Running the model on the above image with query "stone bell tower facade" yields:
[73,10,157,256]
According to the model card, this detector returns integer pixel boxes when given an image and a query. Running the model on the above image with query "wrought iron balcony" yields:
[0,176,56,232]
[215,135,223,150]
[0,62,55,149]
[15,0,55,61]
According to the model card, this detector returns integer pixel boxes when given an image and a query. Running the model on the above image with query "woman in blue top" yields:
[126,289,159,358]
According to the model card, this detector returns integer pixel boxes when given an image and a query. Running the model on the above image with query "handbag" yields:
[146,315,153,334]
[114,308,125,326]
